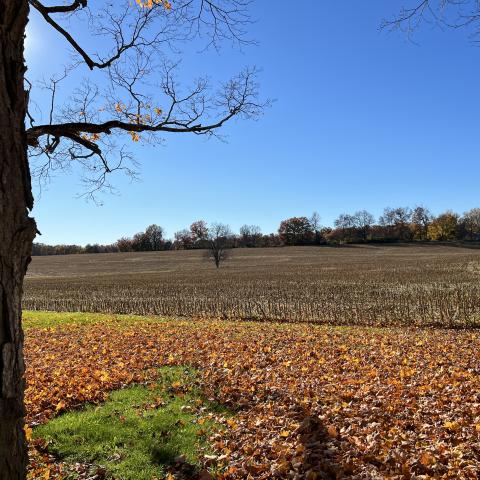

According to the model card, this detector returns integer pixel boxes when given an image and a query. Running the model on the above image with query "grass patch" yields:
[22,311,166,330]
[34,367,227,480]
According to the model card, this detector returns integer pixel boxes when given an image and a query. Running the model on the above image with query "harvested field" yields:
[25,245,480,327]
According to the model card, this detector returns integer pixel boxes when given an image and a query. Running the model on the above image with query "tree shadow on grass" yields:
[151,446,200,479]
[151,445,213,480]
[151,444,179,465]
[295,412,351,479]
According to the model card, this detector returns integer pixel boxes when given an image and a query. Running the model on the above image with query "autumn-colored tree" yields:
[278,217,314,246]
[131,232,149,252]
[0,0,263,476]
[190,220,209,247]
[379,207,412,241]
[116,237,134,253]
[325,227,346,244]
[174,229,194,250]
[427,212,459,241]
[411,206,433,241]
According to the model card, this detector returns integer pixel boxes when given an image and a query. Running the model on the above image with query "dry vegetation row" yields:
[24,245,480,327]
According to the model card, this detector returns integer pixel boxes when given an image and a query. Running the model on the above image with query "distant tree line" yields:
[31,207,480,256]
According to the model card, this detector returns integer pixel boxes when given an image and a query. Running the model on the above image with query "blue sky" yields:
[26,1,480,245]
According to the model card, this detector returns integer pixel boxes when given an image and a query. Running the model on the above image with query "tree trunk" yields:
[0,2,36,478]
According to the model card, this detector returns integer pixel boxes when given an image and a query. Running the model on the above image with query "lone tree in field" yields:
[206,222,232,268]
[0,0,264,477]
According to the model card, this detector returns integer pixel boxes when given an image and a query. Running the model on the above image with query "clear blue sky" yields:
[26,1,480,245]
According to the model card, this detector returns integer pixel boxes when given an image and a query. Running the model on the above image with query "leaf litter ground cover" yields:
[24,311,480,479]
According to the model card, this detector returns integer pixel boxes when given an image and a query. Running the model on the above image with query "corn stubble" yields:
[24,245,480,327]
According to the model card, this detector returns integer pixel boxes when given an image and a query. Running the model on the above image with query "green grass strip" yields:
[34,367,227,480]
[22,311,167,330]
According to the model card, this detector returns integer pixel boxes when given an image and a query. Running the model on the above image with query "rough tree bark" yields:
[0,1,36,478]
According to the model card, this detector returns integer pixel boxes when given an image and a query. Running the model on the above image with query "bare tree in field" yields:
[206,223,232,268]
[0,1,265,477]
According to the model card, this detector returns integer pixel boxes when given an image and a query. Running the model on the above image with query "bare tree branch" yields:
[27,0,265,199]
[383,1,480,40]
[27,67,264,144]
[32,0,87,14]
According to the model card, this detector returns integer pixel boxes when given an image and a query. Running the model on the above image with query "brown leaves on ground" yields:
[25,317,480,478]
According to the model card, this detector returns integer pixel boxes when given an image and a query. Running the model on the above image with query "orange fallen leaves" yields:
[24,318,480,478]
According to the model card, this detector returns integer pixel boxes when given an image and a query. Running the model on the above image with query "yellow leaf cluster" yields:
[136,0,172,10]
[129,131,140,142]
